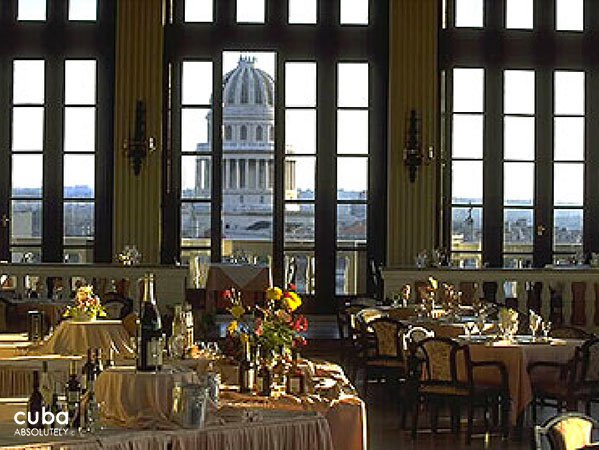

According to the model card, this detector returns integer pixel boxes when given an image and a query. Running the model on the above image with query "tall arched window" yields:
[240,125,248,141]
[256,125,263,141]
[225,125,233,141]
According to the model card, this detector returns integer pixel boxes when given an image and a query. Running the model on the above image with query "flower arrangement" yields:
[498,307,519,339]
[63,285,107,321]
[224,285,308,361]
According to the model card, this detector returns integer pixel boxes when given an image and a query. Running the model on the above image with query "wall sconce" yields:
[403,109,433,183]
[123,100,156,176]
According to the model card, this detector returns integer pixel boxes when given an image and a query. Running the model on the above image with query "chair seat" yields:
[366,358,406,368]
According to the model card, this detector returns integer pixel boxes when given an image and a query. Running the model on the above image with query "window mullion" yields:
[211,54,223,262]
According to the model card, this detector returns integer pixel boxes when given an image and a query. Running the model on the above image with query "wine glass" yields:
[529,317,540,341]
[542,320,552,340]
[207,341,220,357]
[476,314,486,337]
[463,321,476,340]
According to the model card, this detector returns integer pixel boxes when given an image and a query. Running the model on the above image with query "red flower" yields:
[292,315,308,332]
[222,289,232,299]
[293,336,307,348]
[287,283,297,292]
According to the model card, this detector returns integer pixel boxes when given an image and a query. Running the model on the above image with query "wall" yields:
[387,0,440,266]
[113,0,164,263]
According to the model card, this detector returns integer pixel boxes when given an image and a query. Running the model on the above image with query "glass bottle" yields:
[238,339,255,393]
[137,274,163,372]
[27,371,45,429]
[286,360,305,395]
[81,349,95,394]
[65,361,81,429]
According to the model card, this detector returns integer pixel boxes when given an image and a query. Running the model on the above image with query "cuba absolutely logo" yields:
[13,408,72,436]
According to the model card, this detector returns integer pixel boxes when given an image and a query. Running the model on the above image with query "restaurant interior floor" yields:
[302,339,598,450]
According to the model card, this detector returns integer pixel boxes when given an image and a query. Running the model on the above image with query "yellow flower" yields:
[230,304,246,319]
[284,291,302,312]
[227,320,238,334]
[428,277,438,290]
[266,287,283,301]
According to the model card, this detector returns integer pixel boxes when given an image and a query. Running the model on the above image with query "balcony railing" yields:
[381,266,599,333]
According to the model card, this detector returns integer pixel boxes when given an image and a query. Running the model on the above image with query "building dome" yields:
[223,56,274,107]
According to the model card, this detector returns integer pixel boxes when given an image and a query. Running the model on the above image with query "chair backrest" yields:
[550,326,592,340]
[103,296,133,320]
[368,317,406,360]
[416,337,465,384]
[404,326,435,351]
[356,308,387,325]
[579,337,599,384]
[535,413,598,450]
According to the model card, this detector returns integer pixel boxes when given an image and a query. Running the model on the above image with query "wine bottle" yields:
[184,302,194,349]
[137,274,163,372]
[106,348,115,368]
[65,361,81,429]
[94,349,104,378]
[50,381,61,429]
[27,371,45,429]
[39,361,53,406]
[238,339,255,393]
[285,361,305,395]
[256,359,272,397]
[81,349,94,394]
[84,375,99,433]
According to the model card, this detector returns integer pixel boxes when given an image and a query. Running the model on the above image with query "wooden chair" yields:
[336,303,369,380]
[529,337,599,419]
[534,413,598,450]
[357,317,409,395]
[549,326,593,340]
[103,294,133,320]
[411,337,510,444]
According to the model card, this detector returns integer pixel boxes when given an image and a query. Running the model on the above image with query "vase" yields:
[70,311,96,322]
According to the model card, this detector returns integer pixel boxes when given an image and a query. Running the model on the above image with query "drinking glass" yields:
[207,341,220,356]
[529,317,540,341]
[542,321,552,339]
[463,321,476,339]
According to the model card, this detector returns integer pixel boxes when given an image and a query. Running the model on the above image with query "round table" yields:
[41,319,134,356]
[95,366,199,428]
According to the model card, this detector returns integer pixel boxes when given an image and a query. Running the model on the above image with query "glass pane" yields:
[455,0,483,27]
[182,108,210,152]
[340,0,369,25]
[556,0,583,31]
[64,202,94,237]
[504,162,534,206]
[503,254,533,269]
[285,62,316,107]
[554,209,583,252]
[222,241,272,265]
[450,253,482,268]
[338,204,367,242]
[13,60,45,104]
[12,154,43,198]
[337,110,368,154]
[182,155,211,199]
[185,0,213,22]
[65,60,97,104]
[64,248,93,264]
[452,114,483,159]
[18,0,46,20]
[286,156,315,200]
[338,63,368,108]
[554,163,584,206]
[182,61,213,105]
[69,0,97,21]
[286,110,316,154]
[289,0,317,24]
[504,209,533,251]
[285,203,315,242]
[504,70,535,115]
[452,160,482,204]
[11,247,41,263]
[504,116,535,160]
[453,68,484,113]
[336,251,367,295]
[11,200,42,243]
[181,203,211,247]
[64,107,96,152]
[236,0,265,23]
[554,117,584,161]
[12,107,44,151]
[223,192,273,239]
[338,157,368,199]
[451,207,482,251]
[506,0,533,29]
[555,71,585,115]
[64,154,95,198]
[284,252,315,295]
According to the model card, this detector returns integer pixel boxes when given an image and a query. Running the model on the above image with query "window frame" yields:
[162,0,389,312]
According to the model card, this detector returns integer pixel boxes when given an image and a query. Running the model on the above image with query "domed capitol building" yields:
[187,56,369,244]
